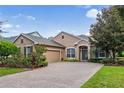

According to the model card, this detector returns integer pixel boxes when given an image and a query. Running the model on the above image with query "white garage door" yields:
[44,50,60,63]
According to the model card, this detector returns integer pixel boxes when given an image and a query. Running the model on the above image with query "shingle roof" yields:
[77,34,89,41]
[23,33,64,47]
[0,32,64,48]
[0,31,89,47]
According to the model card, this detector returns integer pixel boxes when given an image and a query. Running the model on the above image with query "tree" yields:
[0,21,7,33]
[90,6,124,61]
[29,45,47,69]
[0,41,19,57]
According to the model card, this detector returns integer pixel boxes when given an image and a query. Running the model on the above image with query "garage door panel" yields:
[44,50,60,63]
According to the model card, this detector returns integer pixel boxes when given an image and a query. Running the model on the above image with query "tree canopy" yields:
[90,6,124,60]
[0,41,19,57]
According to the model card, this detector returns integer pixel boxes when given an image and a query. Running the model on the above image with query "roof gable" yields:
[13,34,35,44]
[54,31,81,40]
[27,31,42,37]
[12,31,64,48]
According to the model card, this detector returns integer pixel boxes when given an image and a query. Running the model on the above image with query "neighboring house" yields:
[1,31,106,63]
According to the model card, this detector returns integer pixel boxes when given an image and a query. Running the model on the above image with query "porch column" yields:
[88,45,90,60]
[75,46,79,60]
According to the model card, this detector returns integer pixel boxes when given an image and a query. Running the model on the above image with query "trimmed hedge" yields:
[64,58,79,62]
[90,57,124,66]
[88,58,103,63]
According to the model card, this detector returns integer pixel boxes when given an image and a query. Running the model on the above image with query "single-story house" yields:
[3,31,106,63]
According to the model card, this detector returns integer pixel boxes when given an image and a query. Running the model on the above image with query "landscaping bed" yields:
[81,66,124,88]
[64,58,79,62]
[0,67,27,77]
[0,41,48,69]
[89,57,124,66]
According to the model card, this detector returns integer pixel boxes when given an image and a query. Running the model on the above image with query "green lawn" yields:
[0,67,27,77]
[81,66,124,88]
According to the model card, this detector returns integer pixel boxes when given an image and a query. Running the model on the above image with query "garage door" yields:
[44,50,60,63]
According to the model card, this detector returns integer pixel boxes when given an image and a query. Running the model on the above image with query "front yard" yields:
[0,68,27,77]
[81,66,124,88]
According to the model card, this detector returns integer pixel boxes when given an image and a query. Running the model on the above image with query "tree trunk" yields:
[106,51,109,58]
[112,50,116,63]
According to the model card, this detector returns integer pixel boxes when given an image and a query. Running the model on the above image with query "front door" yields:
[80,46,88,61]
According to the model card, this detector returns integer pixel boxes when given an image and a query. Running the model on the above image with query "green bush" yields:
[100,58,114,64]
[4,56,22,68]
[42,61,48,67]
[118,51,124,57]
[2,55,48,68]
[0,44,48,68]
[0,41,19,57]
[118,60,124,65]
[22,57,32,68]
[88,58,103,63]
[90,57,124,66]
[64,58,79,62]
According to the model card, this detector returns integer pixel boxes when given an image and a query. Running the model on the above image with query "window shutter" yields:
[30,46,33,53]
[24,47,26,57]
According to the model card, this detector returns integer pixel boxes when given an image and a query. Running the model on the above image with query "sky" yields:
[0,5,109,38]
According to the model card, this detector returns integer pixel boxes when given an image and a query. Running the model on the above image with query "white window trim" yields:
[98,51,106,58]
[66,47,76,58]
[24,45,33,56]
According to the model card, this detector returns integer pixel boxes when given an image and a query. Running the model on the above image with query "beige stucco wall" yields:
[76,40,90,60]
[14,35,65,62]
[14,35,34,55]
[53,33,90,60]
[53,33,80,47]
[14,33,91,62]
[53,33,79,59]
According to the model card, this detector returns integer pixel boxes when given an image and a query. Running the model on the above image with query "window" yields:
[24,46,33,56]
[98,51,106,58]
[62,35,64,39]
[21,39,23,44]
[67,48,75,58]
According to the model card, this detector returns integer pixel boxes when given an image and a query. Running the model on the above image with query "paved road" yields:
[0,62,103,88]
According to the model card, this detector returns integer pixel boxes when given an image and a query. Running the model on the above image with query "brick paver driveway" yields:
[0,62,103,88]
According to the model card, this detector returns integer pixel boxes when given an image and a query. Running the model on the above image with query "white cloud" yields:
[86,9,101,19]
[26,16,36,21]
[2,24,13,28]
[12,13,36,21]
[12,13,22,18]
[85,32,90,36]
[15,24,21,28]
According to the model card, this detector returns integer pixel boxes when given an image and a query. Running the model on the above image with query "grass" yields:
[0,67,27,77]
[81,66,124,88]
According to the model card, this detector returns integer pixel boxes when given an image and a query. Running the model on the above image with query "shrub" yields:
[90,57,124,66]
[0,41,19,57]
[118,60,124,65]
[3,56,22,68]
[118,51,124,57]
[99,58,115,64]
[41,61,48,67]
[27,45,48,68]
[88,58,103,63]
[64,58,79,62]
[0,44,48,68]
[22,57,32,68]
